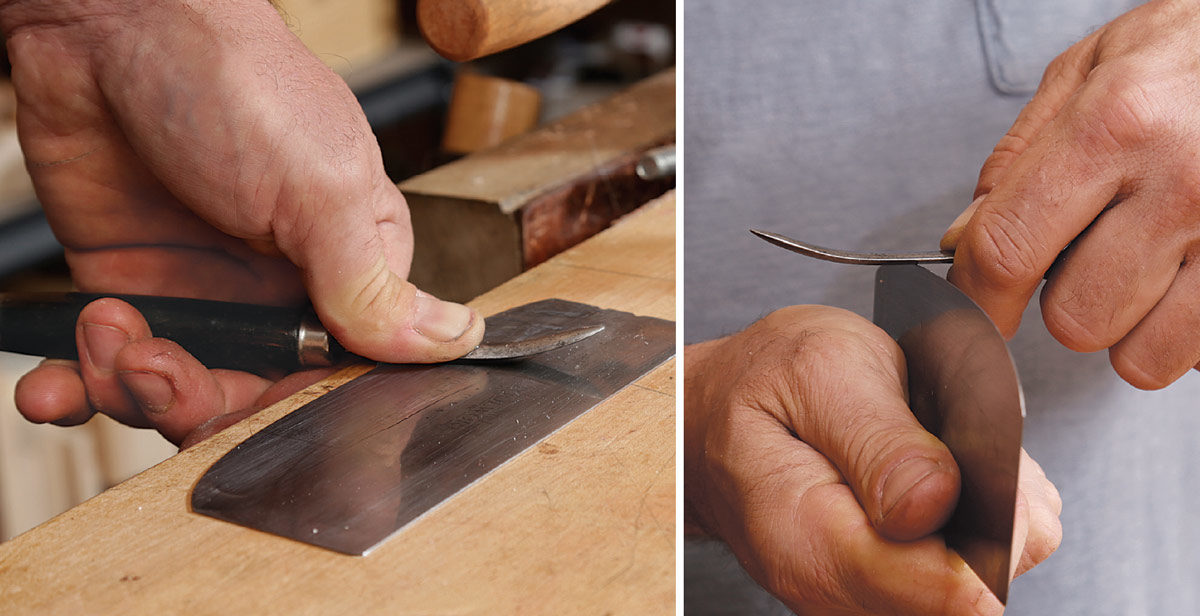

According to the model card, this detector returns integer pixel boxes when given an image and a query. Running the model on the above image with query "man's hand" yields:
[14,297,340,446]
[0,0,484,443]
[684,306,1062,615]
[942,0,1200,389]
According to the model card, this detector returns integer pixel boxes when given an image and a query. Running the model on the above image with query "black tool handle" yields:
[0,292,345,374]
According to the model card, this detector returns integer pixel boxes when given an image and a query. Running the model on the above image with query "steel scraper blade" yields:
[190,299,674,556]
[873,264,1024,605]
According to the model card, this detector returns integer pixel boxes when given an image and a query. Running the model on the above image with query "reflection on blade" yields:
[873,265,1023,605]
[191,299,675,556]
[460,324,606,360]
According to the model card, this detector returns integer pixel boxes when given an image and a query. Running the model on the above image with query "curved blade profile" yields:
[874,264,1023,605]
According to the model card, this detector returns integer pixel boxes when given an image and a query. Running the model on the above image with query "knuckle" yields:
[1039,286,1111,352]
[843,421,912,484]
[323,149,378,190]
[748,307,870,372]
[268,151,384,255]
[974,155,1011,195]
[1075,65,1167,152]
[729,306,905,434]
[330,258,401,335]
[729,333,835,424]
[960,207,1044,289]
[992,132,1030,159]
[306,158,376,211]
[1040,51,1080,87]
[1109,343,1178,390]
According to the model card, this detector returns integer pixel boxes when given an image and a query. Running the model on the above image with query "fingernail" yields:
[413,291,475,342]
[83,323,129,373]
[120,371,174,414]
[940,194,986,251]
[881,457,939,519]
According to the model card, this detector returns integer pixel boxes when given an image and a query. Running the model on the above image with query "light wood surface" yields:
[0,193,676,615]
[417,0,614,62]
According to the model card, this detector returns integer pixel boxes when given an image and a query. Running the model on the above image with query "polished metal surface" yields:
[460,324,605,360]
[874,265,1023,605]
[191,299,674,556]
[750,228,954,265]
[297,312,333,367]
[636,145,677,180]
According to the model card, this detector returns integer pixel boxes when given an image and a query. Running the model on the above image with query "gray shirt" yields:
[683,1,1200,614]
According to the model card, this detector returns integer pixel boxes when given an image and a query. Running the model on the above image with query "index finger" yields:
[948,85,1127,335]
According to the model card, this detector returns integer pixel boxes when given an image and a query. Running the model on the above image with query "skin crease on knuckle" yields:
[1038,250,1141,353]
[1074,63,1169,158]
[976,132,1031,194]
[964,192,1059,295]
[731,311,896,434]
[1109,327,1183,390]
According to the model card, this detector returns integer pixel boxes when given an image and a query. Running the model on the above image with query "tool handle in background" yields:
[417,0,615,62]
[0,293,345,375]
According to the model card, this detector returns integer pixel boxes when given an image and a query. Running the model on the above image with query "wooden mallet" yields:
[417,0,616,62]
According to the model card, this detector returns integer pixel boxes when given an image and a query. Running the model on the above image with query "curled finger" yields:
[115,337,273,445]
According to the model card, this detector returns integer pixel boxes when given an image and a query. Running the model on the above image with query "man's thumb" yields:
[285,192,484,363]
[313,259,484,364]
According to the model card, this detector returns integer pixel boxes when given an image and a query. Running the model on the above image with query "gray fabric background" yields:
[683,1,1200,614]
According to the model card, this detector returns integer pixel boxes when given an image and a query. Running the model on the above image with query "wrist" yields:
[682,338,727,538]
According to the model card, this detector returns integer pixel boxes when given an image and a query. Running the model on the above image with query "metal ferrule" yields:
[297,313,333,367]
[636,145,676,180]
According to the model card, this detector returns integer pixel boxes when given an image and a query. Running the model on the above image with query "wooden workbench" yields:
[0,193,676,615]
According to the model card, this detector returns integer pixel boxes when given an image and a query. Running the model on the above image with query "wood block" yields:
[402,69,675,303]
[441,71,542,154]
[0,193,676,615]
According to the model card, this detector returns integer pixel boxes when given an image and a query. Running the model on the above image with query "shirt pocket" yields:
[975,0,1141,95]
